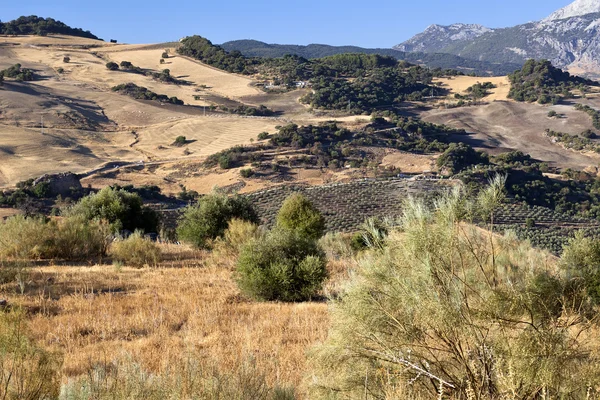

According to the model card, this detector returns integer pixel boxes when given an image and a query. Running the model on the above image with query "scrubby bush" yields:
[240,168,254,178]
[436,142,488,174]
[0,215,51,259]
[110,231,161,267]
[63,56,70,63]
[174,135,187,146]
[106,61,119,71]
[310,182,600,398]
[276,193,325,240]
[0,309,62,400]
[236,229,327,302]
[257,131,269,140]
[0,215,111,260]
[65,187,159,233]
[318,232,354,260]
[212,219,264,264]
[177,192,259,249]
[44,217,111,260]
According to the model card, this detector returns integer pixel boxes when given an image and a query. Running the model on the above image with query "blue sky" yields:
[3,0,572,47]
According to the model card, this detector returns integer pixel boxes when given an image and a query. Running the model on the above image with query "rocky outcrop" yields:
[33,172,82,197]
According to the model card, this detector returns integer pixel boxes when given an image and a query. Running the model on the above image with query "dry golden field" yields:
[0,243,353,397]
[433,75,510,101]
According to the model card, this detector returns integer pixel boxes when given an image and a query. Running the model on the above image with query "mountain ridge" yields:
[220,39,521,76]
[394,0,600,78]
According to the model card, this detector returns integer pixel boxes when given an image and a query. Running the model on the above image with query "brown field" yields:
[0,244,348,397]
[421,100,600,169]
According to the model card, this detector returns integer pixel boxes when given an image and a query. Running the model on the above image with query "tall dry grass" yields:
[0,242,338,398]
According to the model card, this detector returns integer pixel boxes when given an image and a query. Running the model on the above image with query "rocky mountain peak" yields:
[544,0,600,21]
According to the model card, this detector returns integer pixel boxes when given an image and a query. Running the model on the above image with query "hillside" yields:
[221,39,521,76]
[394,0,600,78]
[0,15,100,40]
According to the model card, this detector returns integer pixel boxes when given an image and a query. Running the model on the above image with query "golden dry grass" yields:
[0,244,336,397]
[380,150,438,173]
[0,126,139,187]
[434,75,510,101]
[134,116,279,160]
[96,48,261,99]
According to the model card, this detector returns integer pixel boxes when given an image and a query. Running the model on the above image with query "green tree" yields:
[436,142,488,174]
[176,192,259,249]
[276,193,325,240]
[235,228,327,302]
[65,187,159,233]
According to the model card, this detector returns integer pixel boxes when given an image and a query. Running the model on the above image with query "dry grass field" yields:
[433,75,510,101]
[0,243,351,397]
[2,34,600,194]
[421,100,600,169]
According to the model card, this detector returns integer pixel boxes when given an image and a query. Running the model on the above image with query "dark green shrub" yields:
[106,62,119,71]
[63,56,70,63]
[547,110,558,118]
[525,217,535,228]
[437,142,488,174]
[219,154,233,169]
[276,193,325,240]
[174,135,187,146]
[177,192,259,249]
[56,67,64,74]
[240,168,254,178]
[236,229,327,301]
[257,131,269,140]
[65,187,159,233]
[162,51,169,59]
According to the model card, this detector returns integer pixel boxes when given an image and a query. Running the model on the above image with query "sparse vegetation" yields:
[112,83,184,105]
[110,231,161,267]
[0,64,35,81]
[105,61,119,71]
[575,103,600,130]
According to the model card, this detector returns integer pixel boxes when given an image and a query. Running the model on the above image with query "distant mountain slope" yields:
[395,24,494,53]
[221,40,521,76]
[0,16,100,40]
[394,1,600,78]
